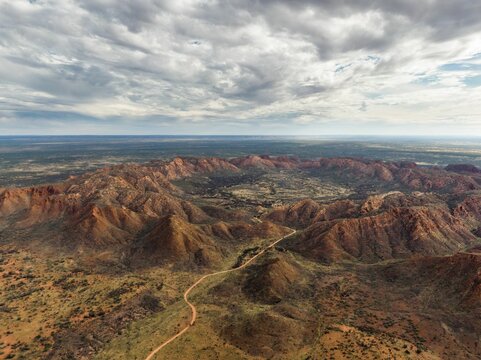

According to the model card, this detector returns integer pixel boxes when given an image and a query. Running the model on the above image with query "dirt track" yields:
[144,228,296,360]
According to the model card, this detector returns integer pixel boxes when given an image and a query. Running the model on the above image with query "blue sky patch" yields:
[439,63,481,71]
[463,75,481,87]
[415,75,440,85]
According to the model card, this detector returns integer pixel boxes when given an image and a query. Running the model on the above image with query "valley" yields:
[4,0,481,358]
[1,154,481,359]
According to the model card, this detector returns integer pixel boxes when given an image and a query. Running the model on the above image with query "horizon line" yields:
[3,134,481,138]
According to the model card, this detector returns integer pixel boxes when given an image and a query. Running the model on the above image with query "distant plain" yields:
[3,135,481,187]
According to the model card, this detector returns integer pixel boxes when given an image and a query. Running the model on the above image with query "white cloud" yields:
[0,0,480,134]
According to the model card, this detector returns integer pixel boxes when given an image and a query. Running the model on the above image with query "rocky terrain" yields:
[1,155,481,359]
[270,192,480,263]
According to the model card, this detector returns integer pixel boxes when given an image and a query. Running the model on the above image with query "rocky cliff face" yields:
[134,214,221,267]
[153,157,239,180]
[293,206,477,263]
[231,155,481,192]
[268,192,481,263]
[3,155,481,359]
[2,155,481,268]
[266,198,358,227]
[0,157,287,267]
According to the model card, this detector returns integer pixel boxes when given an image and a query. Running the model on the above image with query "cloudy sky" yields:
[1,0,481,135]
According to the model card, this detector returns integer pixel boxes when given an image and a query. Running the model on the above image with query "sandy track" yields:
[144,229,296,360]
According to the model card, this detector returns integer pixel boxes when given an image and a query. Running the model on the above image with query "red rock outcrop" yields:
[290,204,477,263]
[230,156,481,192]
[0,185,67,218]
[206,220,291,241]
[453,194,481,227]
[230,155,300,169]
[153,157,239,180]
[3,156,481,267]
[71,204,145,247]
[266,198,357,227]
[0,157,296,267]
[135,214,221,266]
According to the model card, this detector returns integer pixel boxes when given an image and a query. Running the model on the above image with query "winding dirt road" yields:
[144,229,296,360]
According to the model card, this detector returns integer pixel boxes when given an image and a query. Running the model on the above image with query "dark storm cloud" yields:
[236,0,481,35]
[192,0,481,56]
[78,0,166,33]
[0,0,480,134]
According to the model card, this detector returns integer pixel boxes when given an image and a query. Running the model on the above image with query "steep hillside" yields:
[209,250,481,359]
[0,157,297,268]
[297,206,478,263]
[273,193,481,263]
[4,155,481,359]
[0,158,235,267]
[134,215,221,267]
[152,157,239,180]
[382,252,481,308]
[242,254,304,304]
[266,198,358,227]
[231,155,481,192]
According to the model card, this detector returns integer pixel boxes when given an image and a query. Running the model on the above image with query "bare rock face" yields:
[266,198,357,227]
[315,158,396,182]
[266,199,323,227]
[267,192,442,230]
[0,156,241,223]
[287,200,478,263]
[0,157,295,268]
[230,155,481,192]
[134,214,221,267]
[3,155,481,269]
[266,190,481,265]
[453,194,481,227]
[230,155,300,169]
[0,185,69,221]
[0,158,242,267]
[154,156,239,180]
[70,204,146,246]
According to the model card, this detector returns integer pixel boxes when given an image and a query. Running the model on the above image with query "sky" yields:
[0,0,481,136]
